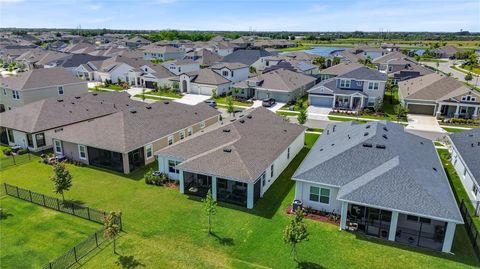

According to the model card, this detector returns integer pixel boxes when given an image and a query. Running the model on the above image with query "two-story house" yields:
[308,66,387,110]
[142,45,185,61]
[0,67,88,112]
[162,60,200,76]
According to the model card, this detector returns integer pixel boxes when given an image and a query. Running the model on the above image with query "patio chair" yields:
[347,222,358,232]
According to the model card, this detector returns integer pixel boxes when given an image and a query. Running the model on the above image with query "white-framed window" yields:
[406,215,431,224]
[58,86,64,95]
[222,70,229,76]
[168,135,174,145]
[187,127,193,136]
[261,172,266,187]
[146,144,153,159]
[368,81,379,90]
[12,90,20,100]
[309,186,330,204]
[54,139,62,154]
[270,164,274,178]
[464,168,468,178]
[78,145,87,160]
[168,160,180,174]
[473,184,479,196]
[3,88,6,95]
[200,121,206,129]
[339,79,351,88]
[180,131,185,140]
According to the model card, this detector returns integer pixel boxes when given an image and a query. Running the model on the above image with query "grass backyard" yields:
[0,145,41,170]
[144,90,183,99]
[276,44,312,52]
[0,196,100,268]
[0,133,478,268]
[213,96,253,107]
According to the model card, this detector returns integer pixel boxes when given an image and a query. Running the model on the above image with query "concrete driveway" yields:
[420,59,480,87]
[174,94,210,105]
[406,114,445,133]
[307,106,332,120]
[252,100,285,112]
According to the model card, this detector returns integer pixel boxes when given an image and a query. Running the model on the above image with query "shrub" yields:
[17,149,29,155]
[2,148,12,156]
[144,168,167,186]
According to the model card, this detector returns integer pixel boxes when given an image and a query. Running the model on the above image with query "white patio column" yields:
[332,95,336,108]
[442,222,456,253]
[158,156,163,172]
[247,183,254,209]
[211,176,217,200]
[454,105,460,118]
[339,201,348,230]
[388,211,399,241]
[294,181,303,200]
[349,96,353,109]
[179,170,185,194]
[473,106,479,119]
[436,104,443,118]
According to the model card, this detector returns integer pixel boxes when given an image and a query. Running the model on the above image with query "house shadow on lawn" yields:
[353,229,480,268]
[296,261,327,269]
[85,162,156,182]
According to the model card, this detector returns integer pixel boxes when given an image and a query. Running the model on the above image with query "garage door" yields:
[407,104,435,115]
[310,96,334,107]
[199,86,213,96]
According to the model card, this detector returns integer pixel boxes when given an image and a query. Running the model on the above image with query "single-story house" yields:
[448,128,480,210]
[156,107,305,208]
[292,121,463,253]
[50,101,220,174]
[398,73,480,118]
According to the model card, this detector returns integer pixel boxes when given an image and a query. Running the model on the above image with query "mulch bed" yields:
[285,205,340,226]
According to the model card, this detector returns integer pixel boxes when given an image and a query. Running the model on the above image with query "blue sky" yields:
[0,0,479,32]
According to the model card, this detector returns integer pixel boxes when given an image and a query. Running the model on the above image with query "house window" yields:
[168,160,180,174]
[222,70,229,76]
[287,147,290,159]
[78,145,87,160]
[3,89,6,95]
[26,134,34,147]
[309,186,330,204]
[368,82,379,90]
[473,184,479,196]
[270,164,274,178]
[464,168,468,178]
[406,215,431,224]
[58,86,64,95]
[12,90,20,100]
[180,131,185,140]
[54,140,62,154]
[168,135,174,145]
[261,172,266,187]
[200,121,206,129]
[146,144,153,159]
[339,79,351,88]
[187,127,193,136]
[35,133,45,147]
[6,129,14,143]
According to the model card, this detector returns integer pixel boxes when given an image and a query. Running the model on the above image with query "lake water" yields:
[282,46,349,57]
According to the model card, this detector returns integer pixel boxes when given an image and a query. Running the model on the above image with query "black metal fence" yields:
[460,200,480,258]
[1,183,122,269]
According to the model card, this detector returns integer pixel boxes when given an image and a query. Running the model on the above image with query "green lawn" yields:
[133,94,169,101]
[213,96,253,107]
[458,65,480,75]
[102,84,125,91]
[306,128,323,133]
[419,58,448,63]
[145,90,183,99]
[443,127,466,133]
[328,116,369,123]
[0,145,40,170]
[280,95,308,111]
[276,111,299,117]
[0,196,100,269]
[0,134,479,268]
[88,88,110,93]
[438,149,480,231]
[276,44,312,52]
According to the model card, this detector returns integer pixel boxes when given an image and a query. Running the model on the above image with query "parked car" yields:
[204,100,217,108]
[262,98,276,107]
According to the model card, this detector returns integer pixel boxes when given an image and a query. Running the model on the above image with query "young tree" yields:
[211,89,217,100]
[283,208,309,261]
[465,72,473,82]
[249,66,257,74]
[50,163,72,201]
[297,108,307,125]
[332,56,341,65]
[312,56,326,68]
[373,97,384,113]
[202,189,217,234]
[103,211,122,254]
[395,105,408,123]
[226,95,235,116]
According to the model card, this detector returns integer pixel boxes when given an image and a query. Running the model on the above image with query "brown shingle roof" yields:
[1,67,84,90]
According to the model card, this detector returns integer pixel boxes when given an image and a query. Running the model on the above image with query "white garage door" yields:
[310,95,334,107]
[199,86,213,96]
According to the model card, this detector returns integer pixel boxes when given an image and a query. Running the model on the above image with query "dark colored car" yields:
[262,98,276,107]
[204,100,217,108]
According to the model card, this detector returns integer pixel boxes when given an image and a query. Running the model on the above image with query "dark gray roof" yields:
[157,107,305,182]
[308,78,367,96]
[58,54,109,68]
[51,101,220,153]
[450,128,480,184]
[221,49,272,66]
[293,121,463,223]
[0,92,137,133]
[337,66,387,81]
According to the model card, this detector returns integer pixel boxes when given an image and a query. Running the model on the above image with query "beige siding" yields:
[61,141,89,165]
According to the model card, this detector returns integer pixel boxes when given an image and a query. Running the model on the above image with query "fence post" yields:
[95,232,99,247]
[87,207,91,220]
[73,246,78,262]
[29,190,33,202]
[15,186,19,197]
[49,262,52,269]
[476,201,480,217]
[72,202,75,216]
[42,194,46,206]
[57,198,61,211]
[3,183,7,196]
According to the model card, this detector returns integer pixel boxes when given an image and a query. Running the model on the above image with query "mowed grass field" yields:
[0,197,100,269]
[0,133,478,268]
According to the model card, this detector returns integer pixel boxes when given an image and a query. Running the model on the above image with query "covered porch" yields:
[436,102,479,119]
[179,170,259,208]
[333,94,365,110]
[340,202,457,253]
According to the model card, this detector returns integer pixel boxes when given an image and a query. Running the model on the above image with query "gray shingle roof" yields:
[192,69,230,85]
[221,49,273,66]
[1,67,85,90]
[293,121,463,223]
[253,68,316,92]
[157,107,305,182]
[318,62,363,76]
[308,78,367,96]
[450,128,480,185]
[337,66,387,81]
[51,101,220,153]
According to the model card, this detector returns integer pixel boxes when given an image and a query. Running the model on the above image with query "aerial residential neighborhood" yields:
[0,0,479,269]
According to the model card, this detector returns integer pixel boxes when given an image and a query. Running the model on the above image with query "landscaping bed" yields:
[438,118,479,128]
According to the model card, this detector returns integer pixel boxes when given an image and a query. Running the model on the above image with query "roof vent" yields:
[146,106,152,109]
[74,96,81,99]
[230,118,236,122]
[366,125,371,129]
[420,141,424,145]
[126,104,129,106]
[331,143,335,146]
[472,143,475,147]
[362,143,372,148]
[163,101,169,104]
[130,110,137,114]
[364,132,369,136]
[319,148,323,151]
[376,144,386,149]
[71,102,75,105]
[92,93,98,96]
[468,134,474,137]
[57,99,64,102]
[432,167,437,172]
[239,119,245,123]
[347,135,351,139]
[247,115,252,119]
[223,148,232,153]
[382,134,388,139]
[383,127,388,131]
[333,125,336,132]
[223,129,231,133]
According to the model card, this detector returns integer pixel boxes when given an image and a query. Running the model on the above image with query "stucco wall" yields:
[294,181,343,213]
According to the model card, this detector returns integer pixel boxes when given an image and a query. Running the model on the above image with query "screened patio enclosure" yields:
[87,147,124,173]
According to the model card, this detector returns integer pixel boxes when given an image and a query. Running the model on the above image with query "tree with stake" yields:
[226,95,235,116]
[297,107,307,125]
[283,208,309,261]
[465,72,473,82]
[202,189,216,234]
[50,163,72,201]
[103,211,122,254]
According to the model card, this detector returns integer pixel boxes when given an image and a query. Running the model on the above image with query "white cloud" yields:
[88,4,101,11]
[0,0,24,3]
